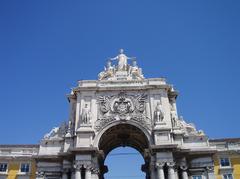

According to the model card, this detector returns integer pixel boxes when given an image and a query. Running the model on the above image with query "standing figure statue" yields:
[110,49,134,71]
[170,111,178,127]
[154,102,164,122]
[81,104,91,124]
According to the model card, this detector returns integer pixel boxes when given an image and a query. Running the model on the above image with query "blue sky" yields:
[1,0,240,142]
[0,1,240,177]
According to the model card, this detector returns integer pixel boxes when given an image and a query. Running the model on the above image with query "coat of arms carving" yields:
[95,92,150,131]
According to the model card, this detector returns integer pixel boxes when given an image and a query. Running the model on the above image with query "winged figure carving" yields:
[98,96,111,114]
[134,93,147,113]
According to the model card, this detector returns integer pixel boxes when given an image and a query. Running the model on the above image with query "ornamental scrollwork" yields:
[95,92,150,131]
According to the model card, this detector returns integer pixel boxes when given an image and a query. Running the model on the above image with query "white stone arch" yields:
[93,120,153,179]
[93,120,153,150]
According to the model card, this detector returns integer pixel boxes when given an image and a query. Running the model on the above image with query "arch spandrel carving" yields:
[95,91,151,132]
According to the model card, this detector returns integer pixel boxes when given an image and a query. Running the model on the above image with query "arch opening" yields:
[104,147,145,179]
[98,124,149,156]
[98,124,150,179]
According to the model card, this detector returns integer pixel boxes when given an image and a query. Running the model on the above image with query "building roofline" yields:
[0,144,39,148]
[209,138,240,143]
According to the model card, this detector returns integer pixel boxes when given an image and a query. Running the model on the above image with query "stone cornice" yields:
[70,147,99,155]
[0,156,35,160]
[209,138,240,143]
[185,148,217,155]
[0,144,39,148]
[74,84,170,92]
[73,78,171,92]
[150,144,178,153]
[33,154,62,162]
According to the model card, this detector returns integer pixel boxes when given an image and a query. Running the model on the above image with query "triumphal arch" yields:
[35,50,216,179]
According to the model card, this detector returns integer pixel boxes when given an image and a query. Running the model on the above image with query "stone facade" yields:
[35,50,216,179]
[0,50,239,179]
[0,145,38,179]
[210,138,240,179]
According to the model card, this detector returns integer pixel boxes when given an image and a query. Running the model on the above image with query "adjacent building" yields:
[210,138,240,179]
[0,145,38,179]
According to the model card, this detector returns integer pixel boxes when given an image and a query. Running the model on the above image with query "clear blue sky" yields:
[0,1,240,177]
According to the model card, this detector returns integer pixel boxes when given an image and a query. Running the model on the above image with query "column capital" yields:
[84,164,93,171]
[92,167,100,174]
[166,162,175,168]
[74,160,92,170]
[74,161,83,170]
[156,162,165,169]
[179,165,188,171]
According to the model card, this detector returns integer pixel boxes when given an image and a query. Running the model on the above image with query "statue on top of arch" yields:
[98,49,144,80]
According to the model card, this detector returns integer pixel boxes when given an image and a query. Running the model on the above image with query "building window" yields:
[20,163,30,173]
[192,176,202,179]
[0,163,8,172]
[223,174,233,179]
[220,158,231,167]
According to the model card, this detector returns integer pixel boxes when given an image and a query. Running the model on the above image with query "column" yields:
[85,165,92,179]
[182,170,188,179]
[62,170,68,179]
[75,167,82,179]
[180,166,188,179]
[167,162,176,179]
[156,162,165,179]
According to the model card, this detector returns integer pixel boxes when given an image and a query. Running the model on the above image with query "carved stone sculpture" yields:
[95,92,150,131]
[44,127,58,139]
[43,122,67,139]
[112,92,134,116]
[65,121,72,137]
[98,96,111,114]
[81,104,91,125]
[170,111,178,127]
[98,49,145,80]
[154,102,164,122]
[129,60,144,80]
[98,61,115,80]
[110,49,134,71]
